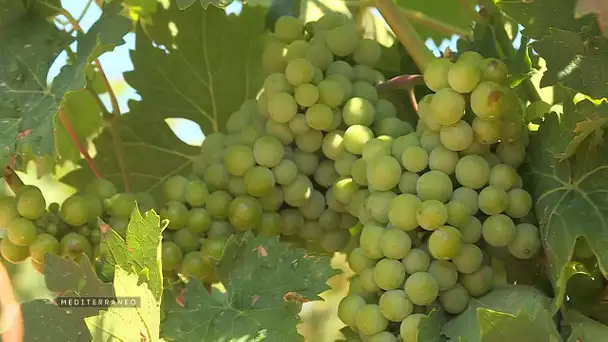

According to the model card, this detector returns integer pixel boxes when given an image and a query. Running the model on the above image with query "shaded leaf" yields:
[125,1,267,134]
[525,111,608,306]
[300,0,351,24]
[21,299,91,342]
[418,309,444,342]
[566,309,608,341]
[533,29,608,101]
[161,231,338,341]
[477,308,556,342]
[498,0,599,39]
[85,267,161,342]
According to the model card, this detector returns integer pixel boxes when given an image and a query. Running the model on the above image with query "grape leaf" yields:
[21,299,91,342]
[60,111,200,203]
[576,0,608,37]
[98,207,164,301]
[85,267,161,342]
[560,100,608,161]
[497,0,599,39]
[124,1,268,134]
[525,111,608,306]
[418,309,444,342]
[565,309,608,341]
[442,285,560,341]
[162,231,338,341]
[175,0,234,9]
[54,90,103,162]
[533,29,608,101]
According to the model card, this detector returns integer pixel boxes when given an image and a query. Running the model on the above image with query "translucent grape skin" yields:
[355,304,389,336]
[338,294,366,327]
[404,271,439,306]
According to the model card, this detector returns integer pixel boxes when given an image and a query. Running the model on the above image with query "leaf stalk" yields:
[58,108,103,179]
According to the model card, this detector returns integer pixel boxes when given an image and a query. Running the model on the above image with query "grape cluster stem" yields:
[3,165,24,195]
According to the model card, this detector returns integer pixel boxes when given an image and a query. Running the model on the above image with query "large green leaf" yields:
[533,29,608,101]
[565,310,608,341]
[21,299,92,342]
[124,2,268,135]
[525,110,608,306]
[497,0,599,39]
[442,285,560,341]
[161,231,338,341]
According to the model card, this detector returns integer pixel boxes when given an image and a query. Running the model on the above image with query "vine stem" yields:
[398,7,472,38]
[3,164,24,195]
[376,74,424,92]
[58,109,102,178]
[375,0,436,72]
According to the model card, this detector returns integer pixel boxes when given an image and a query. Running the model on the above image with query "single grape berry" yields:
[29,233,60,264]
[8,217,38,246]
[162,241,183,271]
[60,232,93,261]
[16,185,46,220]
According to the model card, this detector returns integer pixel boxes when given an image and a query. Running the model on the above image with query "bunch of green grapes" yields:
[334,51,542,340]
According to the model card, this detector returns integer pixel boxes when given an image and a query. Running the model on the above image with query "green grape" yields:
[401,248,431,274]
[391,133,420,160]
[360,266,381,292]
[0,197,18,229]
[226,110,252,134]
[348,247,377,273]
[448,60,481,93]
[300,190,325,220]
[16,186,46,220]
[60,195,90,226]
[364,191,396,224]
[284,40,310,62]
[338,294,367,327]
[321,130,345,160]
[263,73,292,95]
[373,118,413,138]
[205,191,233,220]
[428,260,458,291]
[489,164,518,191]
[347,189,369,217]
[495,141,526,168]
[89,229,101,245]
[333,176,358,203]
[228,195,262,231]
[362,138,391,162]
[352,64,377,83]
[416,200,447,231]
[430,88,465,125]
[458,51,483,64]
[0,238,29,264]
[472,117,500,144]
[440,120,474,152]
[244,166,276,197]
[404,272,439,306]
[161,201,189,230]
[319,208,341,229]
[379,228,412,260]
[459,216,482,244]
[295,129,323,154]
[109,216,129,237]
[470,81,506,119]
[374,258,407,290]
[305,103,334,131]
[353,38,381,67]
[280,208,304,236]
[283,174,313,207]
[28,233,59,264]
[162,241,183,271]
[428,147,459,175]
[289,114,310,136]
[508,223,541,259]
[460,265,493,296]
[326,23,360,57]
[253,135,284,168]
[366,156,402,191]
[272,159,298,185]
[375,99,397,120]
[274,16,304,42]
[378,290,413,322]
[293,149,319,175]
[355,304,388,336]
[452,243,483,274]
[420,130,442,153]
[259,186,283,212]
[84,178,117,200]
[180,251,217,282]
[416,170,453,203]
[327,74,353,98]
[439,283,470,314]
[352,81,379,104]
[343,97,375,126]
[367,331,397,342]
[360,224,385,259]
[313,160,338,188]
[445,200,470,228]
[135,192,155,213]
[206,220,236,238]
[482,214,516,247]
[327,60,354,80]
[344,125,374,155]
[401,146,429,173]
[423,58,452,91]
[173,229,200,253]
[76,225,91,238]
[201,132,227,157]
[294,83,319,108]
[227,177,246,196]
[340,213,358,229]
[265,119,294,145]
[478,185,507,215]
[298,220,324,241]
[455,155,490,190]
[200,236,227,260]
[257,212,283,237]
[480,58,508,84]
[350,158,368,186]
[400,313,427,342]
[306,43,333,70]
[204,163,230,190]
[224,145,255,177]
[256,91,270,118]
[428,226,462,260]
[461,140,491,156]
[60,232,92,260]
[268,92,298,123]
[312,67,324,85]
[318,79,345,108]
[399,172,419,195]
[184,179,210,210]
[187,208,211,233]
[482,152,501,168]
[285,58,315,86]
[505,188,532,218]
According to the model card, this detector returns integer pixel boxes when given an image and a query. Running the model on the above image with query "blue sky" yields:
[54,1,516,145]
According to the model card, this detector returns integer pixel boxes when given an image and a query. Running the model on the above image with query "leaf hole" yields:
[164,118,204,146]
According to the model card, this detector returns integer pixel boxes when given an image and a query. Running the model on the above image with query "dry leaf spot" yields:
[176,288,185,308]
[283,292,309,304]
[250,295,260,307]
[256,245,267,257]
[99,222,111,234]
